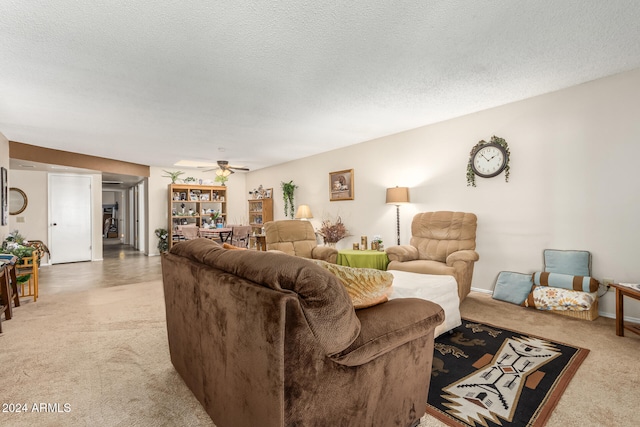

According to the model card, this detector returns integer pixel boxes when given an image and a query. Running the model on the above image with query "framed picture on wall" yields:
[329,169,354,201]
[1,167,7,225]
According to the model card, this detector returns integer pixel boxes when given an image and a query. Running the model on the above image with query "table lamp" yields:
[295,204,313,220]
[386,186,410,245]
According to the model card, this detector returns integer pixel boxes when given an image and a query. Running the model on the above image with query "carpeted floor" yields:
[1,281,638,427]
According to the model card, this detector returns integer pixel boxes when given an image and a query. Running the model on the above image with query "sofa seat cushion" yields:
[388,270,461,337]
[329,299,444,366]
[313,260,393,309]
[387,259,454,276]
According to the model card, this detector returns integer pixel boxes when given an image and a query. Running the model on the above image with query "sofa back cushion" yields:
[169,239,360,354]
[410,211,477,263]
[264,220,317,259]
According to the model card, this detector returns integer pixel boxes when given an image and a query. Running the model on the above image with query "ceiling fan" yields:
[202,160,250,175]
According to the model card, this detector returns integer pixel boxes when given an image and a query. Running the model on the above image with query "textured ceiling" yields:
[2,1,640,171]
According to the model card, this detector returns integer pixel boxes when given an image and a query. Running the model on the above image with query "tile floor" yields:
[36,239,162,297]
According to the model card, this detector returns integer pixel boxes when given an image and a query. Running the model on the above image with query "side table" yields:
[336,250,389,270]
[610,283,640,337]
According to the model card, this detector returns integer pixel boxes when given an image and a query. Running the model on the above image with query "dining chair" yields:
[231,225,252,248]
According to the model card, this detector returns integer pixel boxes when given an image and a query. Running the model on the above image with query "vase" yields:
[326,242,336,248]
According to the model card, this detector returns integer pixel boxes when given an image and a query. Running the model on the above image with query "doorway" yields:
[48,174,92,264]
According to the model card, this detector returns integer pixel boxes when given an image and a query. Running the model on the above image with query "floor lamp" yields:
[386,186,410,245]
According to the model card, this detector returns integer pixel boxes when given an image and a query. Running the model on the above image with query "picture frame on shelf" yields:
[329,169,354,201]
[265,188,272,198]
[200,194,210,201]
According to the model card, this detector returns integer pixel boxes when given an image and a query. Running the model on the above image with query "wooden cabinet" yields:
[168,184,227,249]
[248,193,273,236]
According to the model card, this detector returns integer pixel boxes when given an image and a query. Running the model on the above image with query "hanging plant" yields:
[280,180,298,219]
[466,135,511,187]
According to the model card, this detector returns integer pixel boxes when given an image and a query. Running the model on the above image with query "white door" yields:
[49,174,92,264]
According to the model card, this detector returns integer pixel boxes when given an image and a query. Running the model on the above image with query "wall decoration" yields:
[466,136,510,187]
[1,167,7,225]
[329,169,354,201]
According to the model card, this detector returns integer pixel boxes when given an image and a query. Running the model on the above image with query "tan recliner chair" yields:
[264,220,338,263]
[386,211,479,301]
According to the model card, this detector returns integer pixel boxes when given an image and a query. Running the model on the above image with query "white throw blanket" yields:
[388,271,461,337]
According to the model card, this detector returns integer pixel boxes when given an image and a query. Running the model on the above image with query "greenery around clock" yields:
[466,135,511,187]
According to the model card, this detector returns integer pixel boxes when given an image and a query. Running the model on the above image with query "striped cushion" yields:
[533,272,599,293]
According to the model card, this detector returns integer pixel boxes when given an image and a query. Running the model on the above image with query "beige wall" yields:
[245,68,640,320]
[4,69,639,320]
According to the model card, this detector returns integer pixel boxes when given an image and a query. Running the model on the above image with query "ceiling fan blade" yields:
[229,166,250,171]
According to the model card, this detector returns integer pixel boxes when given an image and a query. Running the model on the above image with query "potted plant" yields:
[155,228,169,253]
[317,216,350,247]
[215,174,229,186]
[162,170,184,184]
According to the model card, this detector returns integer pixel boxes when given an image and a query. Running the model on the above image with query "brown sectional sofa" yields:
[162,238,444,427]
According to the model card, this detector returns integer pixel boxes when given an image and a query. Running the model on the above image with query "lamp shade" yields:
[295,204,313,219]
[386,186,410,205]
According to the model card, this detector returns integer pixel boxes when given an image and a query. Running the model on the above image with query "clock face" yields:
[471,143,507,178]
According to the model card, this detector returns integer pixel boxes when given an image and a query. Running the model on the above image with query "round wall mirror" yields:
[9,187,28,215]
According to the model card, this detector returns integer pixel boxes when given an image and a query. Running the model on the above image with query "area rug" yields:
[426,319,589,427]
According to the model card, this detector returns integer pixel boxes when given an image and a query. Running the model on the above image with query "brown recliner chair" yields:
[264,219,338,263]
[162,239,444,427]
[386,211,479,301]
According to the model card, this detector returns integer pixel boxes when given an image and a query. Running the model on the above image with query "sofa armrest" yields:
[329,299,444,367]
[312,246,338,264]
[385,245,419,263]
[445,249,479,266]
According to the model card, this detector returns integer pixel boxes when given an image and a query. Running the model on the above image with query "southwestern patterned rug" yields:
[427,319,589,427]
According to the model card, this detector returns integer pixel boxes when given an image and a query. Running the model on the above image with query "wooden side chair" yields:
[16,254,39,302]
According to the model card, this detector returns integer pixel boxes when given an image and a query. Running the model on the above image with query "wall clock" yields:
[466,136,510,187]
[471,142,507,178]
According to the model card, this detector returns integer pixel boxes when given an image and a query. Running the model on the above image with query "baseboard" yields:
[469,286,640,324]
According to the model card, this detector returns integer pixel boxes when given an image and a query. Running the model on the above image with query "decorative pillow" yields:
[312,260,393,309]
[533,272,599,293]
[223,243,247,250]
[492,271,534,305]
[522,286,597,311]
[543,249,591,276]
